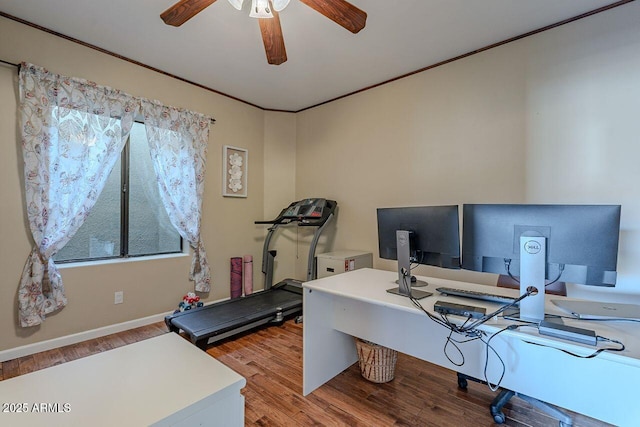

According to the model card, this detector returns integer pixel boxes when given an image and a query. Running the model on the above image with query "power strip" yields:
[538,321,597,346]
[434,300,486,319]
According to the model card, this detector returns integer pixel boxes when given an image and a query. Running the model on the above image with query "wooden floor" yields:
[1,320,610,426]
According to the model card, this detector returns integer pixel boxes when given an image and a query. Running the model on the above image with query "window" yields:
[55,122,182,262]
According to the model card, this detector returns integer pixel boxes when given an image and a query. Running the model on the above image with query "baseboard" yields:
[0,311,170,362]
[0,292,254,362]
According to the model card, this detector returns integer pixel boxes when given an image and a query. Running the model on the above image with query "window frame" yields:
[54,121,184,264]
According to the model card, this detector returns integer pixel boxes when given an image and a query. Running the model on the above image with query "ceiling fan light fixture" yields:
[162,0,366,65]
[228,0,244,10]
[272,0,290,12]
[227,0,289,17]
[249,0,273,18]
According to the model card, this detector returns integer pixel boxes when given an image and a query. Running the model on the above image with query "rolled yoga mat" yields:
[230,257,243,299]
[243,255,253,296]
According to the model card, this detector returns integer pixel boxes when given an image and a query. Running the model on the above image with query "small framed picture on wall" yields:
[222,145,248,198]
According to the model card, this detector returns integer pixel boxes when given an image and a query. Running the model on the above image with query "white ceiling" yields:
[0,0,625,111]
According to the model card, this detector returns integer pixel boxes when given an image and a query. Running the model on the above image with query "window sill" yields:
[56,252,190,270]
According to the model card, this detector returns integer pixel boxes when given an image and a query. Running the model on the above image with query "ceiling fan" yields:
[161,0,367,65]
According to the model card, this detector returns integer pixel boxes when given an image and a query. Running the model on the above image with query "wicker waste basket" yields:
[354,338,398,383]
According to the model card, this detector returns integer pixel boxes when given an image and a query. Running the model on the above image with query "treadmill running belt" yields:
[167,289,301,345]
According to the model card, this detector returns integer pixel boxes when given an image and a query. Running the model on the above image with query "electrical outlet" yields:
[114,291,124,304]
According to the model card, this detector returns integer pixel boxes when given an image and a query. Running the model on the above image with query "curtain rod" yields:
[0,59,20,68]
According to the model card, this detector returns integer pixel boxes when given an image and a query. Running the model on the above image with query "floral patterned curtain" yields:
[18,63,137,327]
[141,100,212,292]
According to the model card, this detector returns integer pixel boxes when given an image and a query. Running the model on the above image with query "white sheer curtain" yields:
[18,63,137,327]
[141,100,212,292]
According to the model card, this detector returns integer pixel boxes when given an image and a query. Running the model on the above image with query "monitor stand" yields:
[386,287,432,300]
[386,230,432,300]
[395,277,429,287]
[504,236,546,323]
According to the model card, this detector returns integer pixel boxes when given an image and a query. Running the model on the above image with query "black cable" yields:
[407,273,536,392]
[409,250,425,272]
[408,274,489,367]
[410,293,450,329]
[442,328,466,366]
[408,270,626,394]
[597,336,626,352]
[545,264,565,287]
[504,258,564,288]
[411,292,482,335]
[504,258,520,284]
[423,299,511,389]
[428,303,485,366]
[407,272,534,394]
[482,324,518,391]
[409,272,534,334]
[459,288,534,332]
[459,314,474,330]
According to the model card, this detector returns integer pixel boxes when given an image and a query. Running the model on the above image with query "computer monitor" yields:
[461,204,621,321]
[377,205,461,299]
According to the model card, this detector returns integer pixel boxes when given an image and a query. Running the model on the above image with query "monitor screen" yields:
[461,204,621,287]
[377,205,461,270]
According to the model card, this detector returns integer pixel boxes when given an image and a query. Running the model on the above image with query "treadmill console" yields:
[283,198,326,219]
[256,198,336,226]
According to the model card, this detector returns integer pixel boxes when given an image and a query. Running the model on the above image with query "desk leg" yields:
[303,288,358,396]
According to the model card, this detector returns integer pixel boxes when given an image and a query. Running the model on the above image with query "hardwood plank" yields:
[1,359,19,380]
[242,388,264,424]
[313,403,372,427]
[208,351,263,379]
[17,355,38,376]
[59,342,90,362]
[33,347,66,371]
[243,382,298,425]
[118,322,167,343]
[316,380,400,425]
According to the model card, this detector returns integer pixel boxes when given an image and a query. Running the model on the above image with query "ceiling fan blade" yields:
[161,0,218,27]
[258,10,287,65]
[299,0,367,34]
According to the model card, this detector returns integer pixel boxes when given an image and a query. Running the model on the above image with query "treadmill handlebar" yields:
[254,220,284,225]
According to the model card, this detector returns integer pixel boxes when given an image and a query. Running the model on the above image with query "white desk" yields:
[0,333,245,427]
[303,268,640,426]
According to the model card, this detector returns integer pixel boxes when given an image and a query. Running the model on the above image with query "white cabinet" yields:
[317,250,373,278]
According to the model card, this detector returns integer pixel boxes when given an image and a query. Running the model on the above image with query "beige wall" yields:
[523,4,640,300]
[295,38,528,285]
[263,111,297,284]
[0,16,267,352]
[295,2,640,300]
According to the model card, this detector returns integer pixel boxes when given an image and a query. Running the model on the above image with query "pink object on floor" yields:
[230,257,243,299]
[243,255,253,296]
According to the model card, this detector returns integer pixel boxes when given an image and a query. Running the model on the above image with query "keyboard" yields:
[435,287,518,305]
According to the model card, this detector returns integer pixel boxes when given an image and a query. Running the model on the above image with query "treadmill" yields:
[165,198,337,349]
